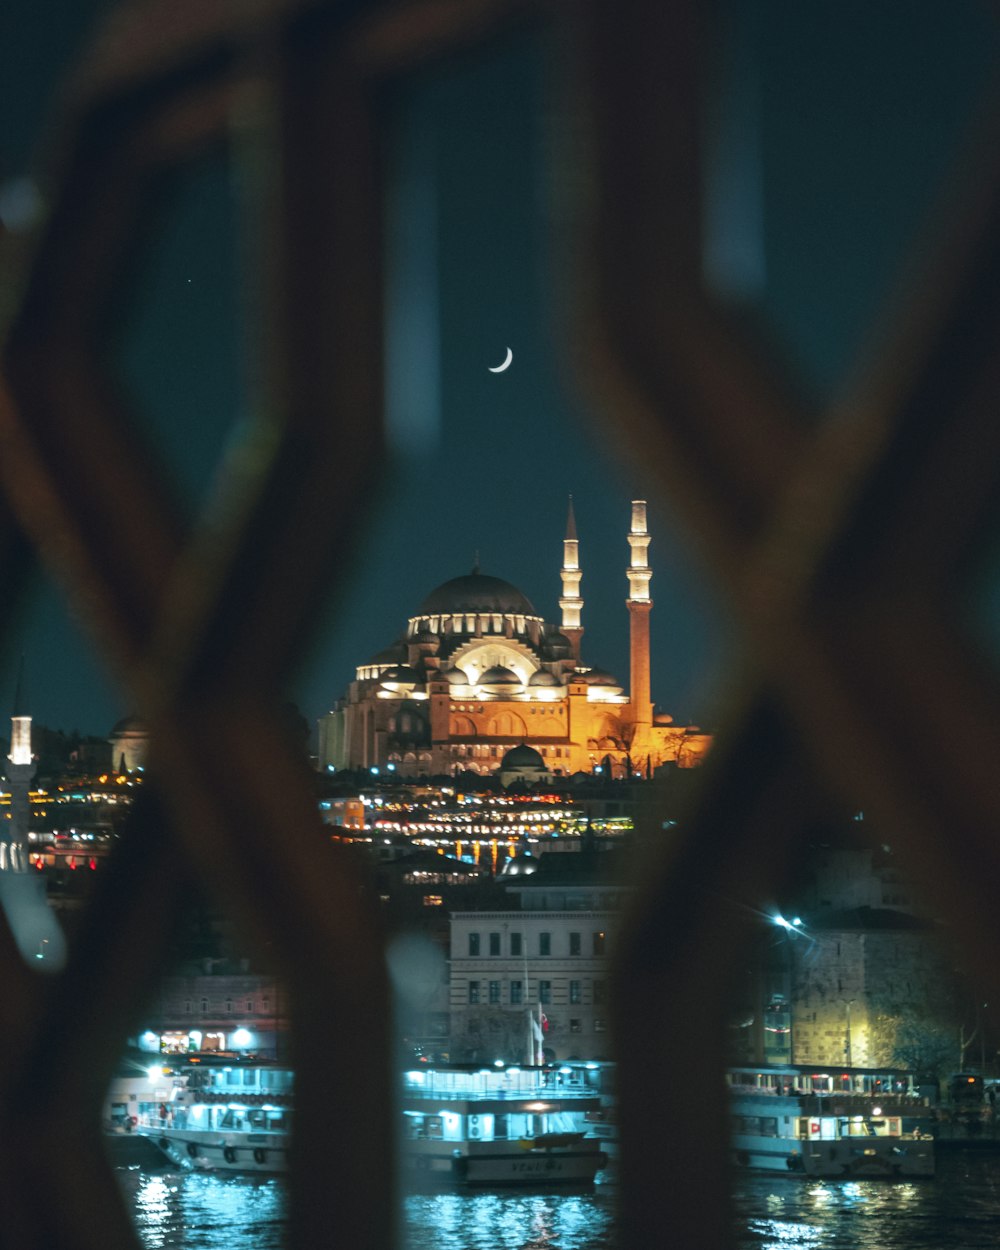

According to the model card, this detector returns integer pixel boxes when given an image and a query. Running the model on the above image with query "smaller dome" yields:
[109,716,148,737]
[441,667,470,685]
[528,670,560,687]
[478,665,522,688]
[575,666,621,687]
[366,640,407,667]
[500,743,545,770]
[380,666,419,691]
[502,852,539,877]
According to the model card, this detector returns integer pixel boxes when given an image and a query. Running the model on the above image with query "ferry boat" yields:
[130,1055,606,1184]
[401,1064,608,1186]
[728,1065,934,1178]
[134,1054,292,1173]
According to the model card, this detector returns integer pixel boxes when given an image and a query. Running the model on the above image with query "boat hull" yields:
[404,1142,607,1187]
[143,1128,288,1174]
[732,1134,934,1179]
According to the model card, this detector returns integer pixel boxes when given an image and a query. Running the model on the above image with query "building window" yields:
[510,980,523,1004]
[489,981,501,1004]
[423,894,443,907]
[570,980,582,1004]
[593,979,606,1004]
[489,932,501,956]
[539,981,551,1004]
[594,1019,606,1032]
[539,932,551,957]
[246,1000,253,1013]
[469,982,480,1004]
[225,999,232,1013]
[469,933,480,957]
[569,932,581,956]
[570,1019,582,1033]
[184,1000,191,1014]
[593,931,606,956]
[510,933,522,958]
[200,998,208,1013]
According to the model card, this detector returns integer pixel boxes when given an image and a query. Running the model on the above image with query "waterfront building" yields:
[140,964,286,1058]
[739,831,969,1079]
[448,850,627,1064]
[785,908,960,1073]
[318,500,711,779]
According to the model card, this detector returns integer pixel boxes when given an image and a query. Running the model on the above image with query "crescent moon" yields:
[488,347,513,373]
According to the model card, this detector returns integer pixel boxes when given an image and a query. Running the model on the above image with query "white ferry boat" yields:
[728,1064,934,1178]
[134,1055,292,1173]
[401,1064,608,1186]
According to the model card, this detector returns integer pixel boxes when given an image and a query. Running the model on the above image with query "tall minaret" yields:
[559,496,584,663]
[626,500,653,739]
[4,660,33,872]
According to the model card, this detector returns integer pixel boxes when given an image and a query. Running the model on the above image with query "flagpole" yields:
[524,938,532,1066]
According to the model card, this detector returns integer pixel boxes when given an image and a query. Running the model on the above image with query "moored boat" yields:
[401,1064,608,1186]
[134,1054,292,1173]
[728,1064,934,1178]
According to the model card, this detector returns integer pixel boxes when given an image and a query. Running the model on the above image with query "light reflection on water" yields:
[734,1154,1000,1249]
[403,1191,617,1250]
[116,1168,616,1250]
[117,1169,286,1250]
[117,1153,1000,1249]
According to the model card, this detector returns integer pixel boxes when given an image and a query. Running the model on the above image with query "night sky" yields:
[1,3,998,739]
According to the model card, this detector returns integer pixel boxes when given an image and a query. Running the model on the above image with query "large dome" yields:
[416,572,536,617]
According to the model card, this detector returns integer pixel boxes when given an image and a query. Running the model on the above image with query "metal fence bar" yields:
[1,3,1000,1248]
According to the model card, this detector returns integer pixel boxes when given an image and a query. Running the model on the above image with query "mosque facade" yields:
[317,501,711,779]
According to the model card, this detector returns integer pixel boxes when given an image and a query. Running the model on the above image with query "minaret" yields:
[626,500,653,739]
[559,496,584,663]
[4,659,34,872]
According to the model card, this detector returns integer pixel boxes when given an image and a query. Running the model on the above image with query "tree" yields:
[870,1010,955,1081]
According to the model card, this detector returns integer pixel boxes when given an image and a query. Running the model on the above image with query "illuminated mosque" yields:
[317,501,711,779]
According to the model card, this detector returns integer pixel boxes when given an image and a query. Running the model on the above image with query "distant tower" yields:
[3,660,34,872]
[559,496,584,663]
[626,500,653,741]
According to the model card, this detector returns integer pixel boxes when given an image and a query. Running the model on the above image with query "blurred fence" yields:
[3,2,1000,1248]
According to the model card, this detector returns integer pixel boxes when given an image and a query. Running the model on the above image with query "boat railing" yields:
[133,1109,288,1134]
[403,1070,598,1099]
[403,1086,599,1102]
[729,1086,929,1113]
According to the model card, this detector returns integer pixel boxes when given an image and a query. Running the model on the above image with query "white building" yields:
[448,851,627,1063]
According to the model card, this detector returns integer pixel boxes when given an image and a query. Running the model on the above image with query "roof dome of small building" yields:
[575,666,621,687]
[416,572,536,617]
[528,669,560,687]
[109,716,148,737]
[440,666,469,685]
[502,851,539,877]
[500,743,545,770]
